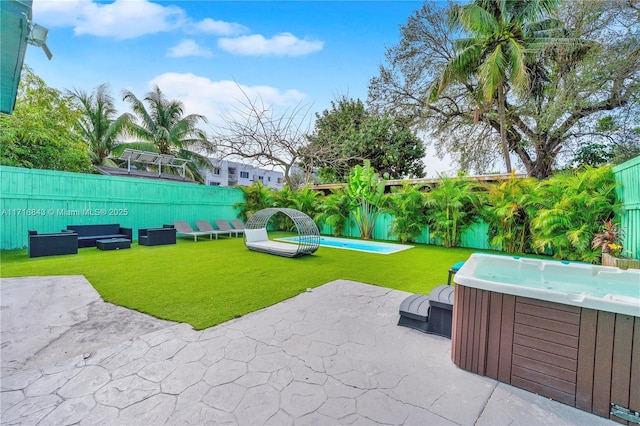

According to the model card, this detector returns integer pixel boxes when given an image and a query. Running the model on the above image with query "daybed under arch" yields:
[243,208,320,257]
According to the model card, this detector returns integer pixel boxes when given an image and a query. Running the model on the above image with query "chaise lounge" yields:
[244,228,301,257]
[195,220,232,239]
[173,221,212,242]
[243,208,320,258]
[214,220,243,237]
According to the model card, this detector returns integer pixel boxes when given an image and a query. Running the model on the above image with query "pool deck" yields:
[1,276,615,425]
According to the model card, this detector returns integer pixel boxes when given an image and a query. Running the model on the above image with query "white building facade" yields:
[201,158,284,189]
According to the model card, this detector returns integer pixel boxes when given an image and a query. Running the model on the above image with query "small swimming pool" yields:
[276,236,413,254]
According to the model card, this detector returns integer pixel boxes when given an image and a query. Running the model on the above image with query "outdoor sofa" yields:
[28,230,78,258]
[64,224,132,248]
[138,225,176,246]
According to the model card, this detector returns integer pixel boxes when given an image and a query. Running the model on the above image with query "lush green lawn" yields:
[0,234,485,329]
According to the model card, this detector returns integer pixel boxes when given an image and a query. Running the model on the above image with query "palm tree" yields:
[530,165,620,262]
[432,0,561,173]
[233,181,275,222]
[119,85,214,182]
[383,182,428,243]
[482,174,537,253]
[424,176,484,248]
[68,83,129,165]
[315,189,351,237]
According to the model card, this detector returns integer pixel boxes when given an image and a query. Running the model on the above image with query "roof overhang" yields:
[0,0,32,114]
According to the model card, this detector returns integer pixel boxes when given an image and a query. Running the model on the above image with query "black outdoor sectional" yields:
[28,230,78,258]
[64,224,132,248]
[138,225,176,246]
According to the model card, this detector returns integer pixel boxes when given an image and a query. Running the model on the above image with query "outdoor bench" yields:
[28,230,78,258]
[64,224,132,248]
[138,225,176,246]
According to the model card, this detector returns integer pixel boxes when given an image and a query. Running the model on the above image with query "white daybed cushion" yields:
[246,240,299,254]
[245,228,268,243]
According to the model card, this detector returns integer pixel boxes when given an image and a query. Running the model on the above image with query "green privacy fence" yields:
[322,214,495,250]
[613,156,640,261]
[4,159,637,254]
[0,166,244,250]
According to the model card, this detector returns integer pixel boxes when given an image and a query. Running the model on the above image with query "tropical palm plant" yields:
[271,185,322,231]
[482,174,537,253]
[432,0,562,173]
[273,185,322,218]
[424,176,484,248]
[233,181,275,222]
[383,182,428,243]
[344,160,387,240]
[118,86,214,182]
[314,189,351,237]
[68,83,129,165]
[530,165,621,262]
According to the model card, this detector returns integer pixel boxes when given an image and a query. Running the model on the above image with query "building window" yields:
[209,182,220,186]
[277,178,283,184]
[213,167,221,176]
[268,176,271,182]
[240,171,249,179]
[258,176,264,181]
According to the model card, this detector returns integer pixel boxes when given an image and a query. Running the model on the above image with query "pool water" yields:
[276,236,413,254]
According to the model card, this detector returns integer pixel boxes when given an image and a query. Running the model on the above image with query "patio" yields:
[0,276,613,425]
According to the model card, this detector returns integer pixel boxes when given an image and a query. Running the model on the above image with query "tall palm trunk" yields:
[497,85,512,173]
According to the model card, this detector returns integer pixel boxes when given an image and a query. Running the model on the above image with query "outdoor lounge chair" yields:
[195,220,232,239]
[214,220,243,237]
[244,228,300,257]
[173,221,212,242]
[230,220,246,233]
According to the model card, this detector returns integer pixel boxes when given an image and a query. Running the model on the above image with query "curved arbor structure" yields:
[244,208,320,257]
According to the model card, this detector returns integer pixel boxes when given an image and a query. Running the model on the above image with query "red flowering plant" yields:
[592,219,624,257]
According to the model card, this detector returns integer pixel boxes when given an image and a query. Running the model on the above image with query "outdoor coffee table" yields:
[96,238,131,251]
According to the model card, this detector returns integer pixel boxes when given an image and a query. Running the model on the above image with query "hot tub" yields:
[452,253,640,424]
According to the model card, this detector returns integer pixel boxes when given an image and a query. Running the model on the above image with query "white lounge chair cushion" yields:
[245,228,268,243]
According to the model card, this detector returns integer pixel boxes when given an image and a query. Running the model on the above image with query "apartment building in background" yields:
[201,158,284,189]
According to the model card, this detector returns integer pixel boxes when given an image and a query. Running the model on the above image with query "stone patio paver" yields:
[1,276,616,425]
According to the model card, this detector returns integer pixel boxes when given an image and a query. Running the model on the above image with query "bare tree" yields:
[211,88,317,188]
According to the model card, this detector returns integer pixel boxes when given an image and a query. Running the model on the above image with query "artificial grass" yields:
[0,234,484,329]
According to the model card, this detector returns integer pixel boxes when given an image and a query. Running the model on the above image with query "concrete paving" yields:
[1,276,614,425]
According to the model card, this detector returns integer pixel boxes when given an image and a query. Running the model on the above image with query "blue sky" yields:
[26,0,455,175]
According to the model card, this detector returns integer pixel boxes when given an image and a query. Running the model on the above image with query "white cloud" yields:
[218,33,324,56]
[149,72,307,125]
[33,0,185,39]
[190,18,249,36]
[167,40,212,58]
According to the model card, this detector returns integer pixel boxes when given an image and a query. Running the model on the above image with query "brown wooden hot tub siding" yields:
[452,284,640,425]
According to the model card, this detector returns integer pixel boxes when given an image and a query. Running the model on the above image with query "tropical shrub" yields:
[344,160,387,239]
[384,182,428,243]
[314,190,351,237]
[482,175,538,253]
[272,185,322,231]
[233,181,274,222]
[530,166,620,262]
[424,176,484,248]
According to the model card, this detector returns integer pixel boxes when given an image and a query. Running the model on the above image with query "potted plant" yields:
[592,220,639,269]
